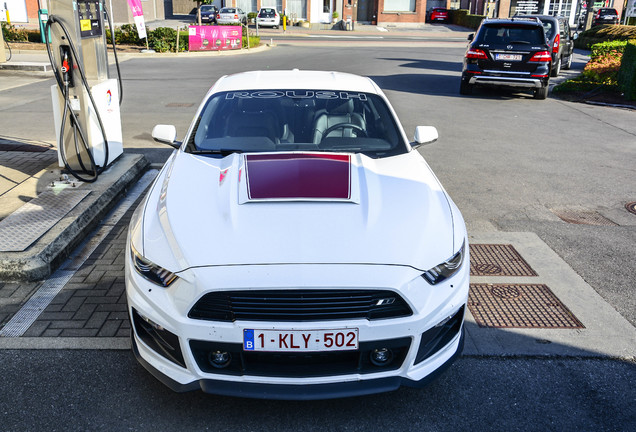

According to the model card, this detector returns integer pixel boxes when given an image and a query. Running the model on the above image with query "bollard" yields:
[0,28,6,63]
[283,15,286,33]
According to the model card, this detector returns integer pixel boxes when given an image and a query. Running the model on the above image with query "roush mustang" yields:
[126,70,469,400]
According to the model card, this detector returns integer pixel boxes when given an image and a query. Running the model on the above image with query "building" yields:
[172,0,445,25]
[3,0,164,26]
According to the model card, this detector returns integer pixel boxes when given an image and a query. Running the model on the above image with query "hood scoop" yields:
[242,153,353,202]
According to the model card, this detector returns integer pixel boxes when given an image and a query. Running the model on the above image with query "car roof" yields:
[211,70,382,94]
[483,18,543,26]
[519,14,565,21]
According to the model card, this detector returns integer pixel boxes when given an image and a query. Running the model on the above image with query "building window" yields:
[383,0,416,12]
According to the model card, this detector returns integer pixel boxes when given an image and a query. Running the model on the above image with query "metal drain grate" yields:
[552,209,617,226]
[468,284,584,328]
[470,244,537,277]
[626,202,636,216]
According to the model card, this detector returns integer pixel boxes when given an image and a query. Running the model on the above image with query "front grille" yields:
[190,337,411,377]
[188,290,413,322]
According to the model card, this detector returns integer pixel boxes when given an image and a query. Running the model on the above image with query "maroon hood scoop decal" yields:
[245,153,351,200]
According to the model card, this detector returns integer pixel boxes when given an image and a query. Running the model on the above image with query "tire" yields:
[459,80,473,95]
[534,86,548,100]
[563,53,572,70]
[551,57,561,77]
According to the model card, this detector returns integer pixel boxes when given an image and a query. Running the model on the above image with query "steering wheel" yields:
[321,123,367,140]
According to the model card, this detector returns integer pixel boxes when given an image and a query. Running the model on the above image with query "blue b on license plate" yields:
[244,328,359,352]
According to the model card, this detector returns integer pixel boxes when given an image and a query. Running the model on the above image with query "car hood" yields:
[142,151,456,272]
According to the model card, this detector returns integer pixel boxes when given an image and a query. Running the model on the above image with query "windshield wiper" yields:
[508,40,531,44]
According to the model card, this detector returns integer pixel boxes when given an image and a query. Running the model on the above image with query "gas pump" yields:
[46,0,123,182]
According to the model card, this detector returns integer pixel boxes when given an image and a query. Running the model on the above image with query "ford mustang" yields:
[126,70,469,399]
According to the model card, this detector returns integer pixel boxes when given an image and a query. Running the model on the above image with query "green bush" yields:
[247,12,257,20]
[574,25,636,49]
[449,9,484,30]
[148,26,189,52]
[618,41,636,100]
[1,22,29,42]
[590,40,631,58]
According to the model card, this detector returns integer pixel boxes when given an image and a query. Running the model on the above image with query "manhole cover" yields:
[470,244,537,277]
[552,209,617,226]
[626,202,636,216]
[468,284,584,328]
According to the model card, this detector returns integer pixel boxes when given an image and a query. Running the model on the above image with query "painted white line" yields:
[0,170,158,338]
[306,35,384,39]
[0,337,130,349]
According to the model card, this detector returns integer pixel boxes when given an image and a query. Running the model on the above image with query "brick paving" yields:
[7,199,135,338]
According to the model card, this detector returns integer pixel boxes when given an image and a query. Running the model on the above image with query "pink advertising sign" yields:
[126,0,146,38]
[188,26,242,51]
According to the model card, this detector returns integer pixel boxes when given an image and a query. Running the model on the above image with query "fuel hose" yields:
[44,1,122,183]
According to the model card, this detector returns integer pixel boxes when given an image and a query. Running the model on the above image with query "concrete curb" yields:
[0,153,149,282]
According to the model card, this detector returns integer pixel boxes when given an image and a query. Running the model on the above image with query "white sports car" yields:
[126,70,469,399]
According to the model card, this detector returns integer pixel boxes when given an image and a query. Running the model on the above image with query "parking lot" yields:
[1,37,635,430]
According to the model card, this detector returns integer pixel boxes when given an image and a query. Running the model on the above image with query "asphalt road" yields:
[0,350,634,431]
[1,43,635,430]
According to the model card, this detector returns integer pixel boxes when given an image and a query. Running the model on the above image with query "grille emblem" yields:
[507,45,513,50]
[375,298,396,306]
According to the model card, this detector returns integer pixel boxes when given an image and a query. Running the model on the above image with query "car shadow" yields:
[369,73,539,100]
[376,58,463,73]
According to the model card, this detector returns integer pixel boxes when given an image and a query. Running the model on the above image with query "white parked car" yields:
[216,7,247,25]
[126,70,469,399]
[256,7,281,28]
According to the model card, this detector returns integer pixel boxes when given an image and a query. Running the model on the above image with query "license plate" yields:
[243,328,359,352]
[496,54,522,61]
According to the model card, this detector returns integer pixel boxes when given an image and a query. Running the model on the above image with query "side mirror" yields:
[412,126,439,149]
[467,33,474,41]
[572,32,579,40]
[152,124,180,149]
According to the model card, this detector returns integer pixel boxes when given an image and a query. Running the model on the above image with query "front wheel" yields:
[534,86,548,100]
[459,80,473,95]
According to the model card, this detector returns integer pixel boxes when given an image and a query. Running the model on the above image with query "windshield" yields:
[201,5,214,11]
[478,24,545,45]
[186,90,407,158]
[260,8,277,16]
[221,8,236,13]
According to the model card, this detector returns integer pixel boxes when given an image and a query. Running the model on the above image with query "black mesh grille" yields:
[190,337,412,377]
[188,290,413,322]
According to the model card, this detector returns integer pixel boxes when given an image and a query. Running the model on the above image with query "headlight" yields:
[422,241,465,285]
[131,244,178,287]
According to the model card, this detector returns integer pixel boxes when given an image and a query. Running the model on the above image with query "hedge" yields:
[574,25,636,50]
[590,40,633,58]
[617,41,636,100]
[449,9,484,30]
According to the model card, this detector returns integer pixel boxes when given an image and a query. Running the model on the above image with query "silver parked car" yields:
[216,7,247,25]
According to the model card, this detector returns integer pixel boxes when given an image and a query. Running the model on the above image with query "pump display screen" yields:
[77,0,103,38]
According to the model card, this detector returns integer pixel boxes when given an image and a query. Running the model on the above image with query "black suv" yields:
[460,18,552,99]
[593,8,619,26]
[520,15,574,77]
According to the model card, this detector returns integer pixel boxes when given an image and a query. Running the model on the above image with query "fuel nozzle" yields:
[59,45,73,87]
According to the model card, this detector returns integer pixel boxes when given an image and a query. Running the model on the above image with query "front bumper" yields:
[126,257,469,400]
[132,328,464,400]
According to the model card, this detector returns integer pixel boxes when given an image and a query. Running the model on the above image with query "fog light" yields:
[208,350,232,368]
[370,347,393,366]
